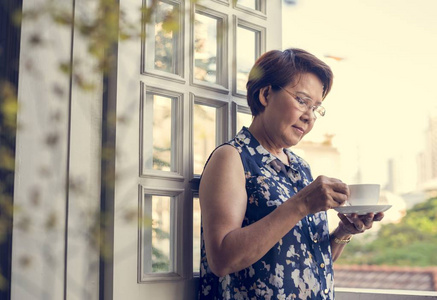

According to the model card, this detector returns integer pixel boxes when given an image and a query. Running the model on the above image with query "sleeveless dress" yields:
[199,127,334,300]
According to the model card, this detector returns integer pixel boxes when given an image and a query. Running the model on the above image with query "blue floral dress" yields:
[199,127,334,300]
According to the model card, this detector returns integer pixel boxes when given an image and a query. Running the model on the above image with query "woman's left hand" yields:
[330,212,385,261]
[337,212,385,235]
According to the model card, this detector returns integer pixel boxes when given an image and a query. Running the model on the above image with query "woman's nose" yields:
[300,108,315,123]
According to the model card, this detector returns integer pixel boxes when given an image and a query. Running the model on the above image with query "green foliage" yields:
[152,227,171,272]
[337,196,437,266]
[152,247,170,272]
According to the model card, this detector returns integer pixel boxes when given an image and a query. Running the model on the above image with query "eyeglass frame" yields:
[277,86,326,119]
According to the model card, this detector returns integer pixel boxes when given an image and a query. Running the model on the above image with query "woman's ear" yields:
[259,86,271,107]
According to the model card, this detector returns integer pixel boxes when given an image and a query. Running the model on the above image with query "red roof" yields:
[334,265,437,291]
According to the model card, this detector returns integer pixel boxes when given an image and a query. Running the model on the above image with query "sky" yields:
[282,0,437,191]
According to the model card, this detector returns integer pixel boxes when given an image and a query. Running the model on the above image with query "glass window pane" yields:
[144,94,176,172]
[193,197,201,273]
[193,104,216,174]
[154,1,179,73]
[142,195,174,274]
[237,110,253,131]
[194,13,218,84]
[237,26,257,92]
[237,0,260,11]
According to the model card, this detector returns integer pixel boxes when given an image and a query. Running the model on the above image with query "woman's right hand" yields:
[295,175,349,214]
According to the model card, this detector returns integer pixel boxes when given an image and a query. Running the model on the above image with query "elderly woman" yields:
[198,48,384,299]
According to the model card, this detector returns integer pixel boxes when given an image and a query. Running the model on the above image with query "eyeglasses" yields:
[278,86,326,119]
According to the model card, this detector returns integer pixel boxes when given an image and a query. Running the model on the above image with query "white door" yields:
[112,0,282,298]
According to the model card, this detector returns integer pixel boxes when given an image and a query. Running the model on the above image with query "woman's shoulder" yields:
[209,143,241,162]
[201,144,245,188]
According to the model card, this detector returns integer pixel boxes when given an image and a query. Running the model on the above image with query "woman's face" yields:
[261,72,324,148]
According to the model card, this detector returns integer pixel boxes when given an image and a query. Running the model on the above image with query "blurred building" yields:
[293,134,342,179]
[418,107,437,198]
[386,155,419,195]
[335,265,437,292]
[385,107,437,201]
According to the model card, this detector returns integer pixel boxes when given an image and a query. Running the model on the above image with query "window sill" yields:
[335,287,437,299]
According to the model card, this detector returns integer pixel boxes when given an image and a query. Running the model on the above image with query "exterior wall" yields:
[65,0,103,297]
[11,0,101,299]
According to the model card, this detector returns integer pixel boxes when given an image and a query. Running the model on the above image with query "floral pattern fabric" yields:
[199,127,334,300]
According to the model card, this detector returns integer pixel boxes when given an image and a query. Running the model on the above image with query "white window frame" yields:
[233,17,266,97]
[140,84,185,180]
[190,93,230,176]
[231,101,252,134]
[142,0,185,82]
[233,0,267,18]
[191,5,229,92]
[138,186,185,282]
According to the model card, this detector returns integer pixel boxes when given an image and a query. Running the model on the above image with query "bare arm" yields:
[199,145,308,276]
[329,224,353,262]
[200,145,349,277]
[330,212,385,261]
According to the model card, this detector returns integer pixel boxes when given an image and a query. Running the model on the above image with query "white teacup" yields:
[347,184,380,206]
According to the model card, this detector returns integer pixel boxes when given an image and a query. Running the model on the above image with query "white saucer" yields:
[333,204,392,215]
